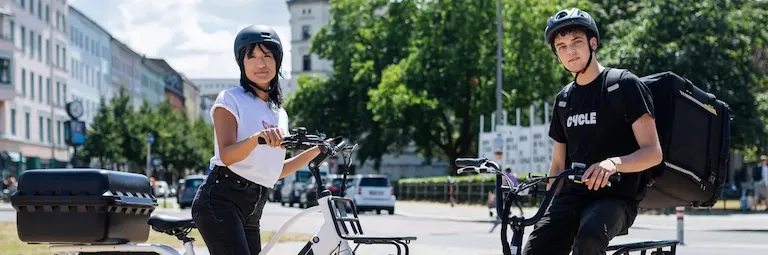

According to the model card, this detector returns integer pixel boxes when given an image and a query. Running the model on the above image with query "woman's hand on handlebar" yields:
[253,128,285,149]
[583,159,619,190]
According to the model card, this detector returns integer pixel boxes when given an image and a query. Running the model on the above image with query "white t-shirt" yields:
[209,87,289,188]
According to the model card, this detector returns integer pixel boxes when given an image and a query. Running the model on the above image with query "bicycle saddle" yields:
[148,214,196,232]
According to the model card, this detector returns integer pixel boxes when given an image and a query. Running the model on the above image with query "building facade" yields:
[139,56,164,106]
[0,0,71,174]
[67,6,109,126]
[286,0,332,97]
[180,73,200,121]
[109,37,141,108]
[192,78,238,125]
[148,58,183,112]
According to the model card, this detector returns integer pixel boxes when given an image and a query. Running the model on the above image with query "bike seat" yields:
[148,214,196,232]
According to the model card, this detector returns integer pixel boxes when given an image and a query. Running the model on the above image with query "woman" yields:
[191,25,322,255]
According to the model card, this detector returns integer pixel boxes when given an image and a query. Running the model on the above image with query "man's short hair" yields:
[551,25,599,48]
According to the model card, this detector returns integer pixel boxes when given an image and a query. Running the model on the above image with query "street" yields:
[2,200,768,254]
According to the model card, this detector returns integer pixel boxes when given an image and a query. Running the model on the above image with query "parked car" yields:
[280,163,329,207]
[177,175,207,209]
[269,179,283,202]
[299,174,345,208]
[344,174,396,215]
[155,181,170,197]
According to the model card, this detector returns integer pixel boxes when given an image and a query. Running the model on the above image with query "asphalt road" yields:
[2,202,767,254]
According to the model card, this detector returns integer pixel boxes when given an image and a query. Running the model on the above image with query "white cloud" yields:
[73,0,292,79]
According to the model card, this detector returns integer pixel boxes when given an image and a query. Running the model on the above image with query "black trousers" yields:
[522,193,637,255]
[191,166,271,255]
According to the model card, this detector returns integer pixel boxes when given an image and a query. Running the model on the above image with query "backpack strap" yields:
[603,68,628,123]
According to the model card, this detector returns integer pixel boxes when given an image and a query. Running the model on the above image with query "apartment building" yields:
[0,0,71,174]
[67,5,109,126]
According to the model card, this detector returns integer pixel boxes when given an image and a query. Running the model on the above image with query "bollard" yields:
[676,206,685,245]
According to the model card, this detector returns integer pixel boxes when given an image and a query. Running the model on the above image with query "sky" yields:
[69,0,293,79]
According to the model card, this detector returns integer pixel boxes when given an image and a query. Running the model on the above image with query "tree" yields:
[190,117,215,173]
[81,97,121,168]
[110,86,144,170]
[286,0,418,169]
[600,0,768,153]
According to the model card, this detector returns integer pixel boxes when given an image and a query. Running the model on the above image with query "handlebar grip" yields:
[609,173,621,183]
[256,136,292,145]
[455,158,487,167]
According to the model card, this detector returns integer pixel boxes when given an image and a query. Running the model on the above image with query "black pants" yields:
[522,193,637,255]
[191,166,270,255]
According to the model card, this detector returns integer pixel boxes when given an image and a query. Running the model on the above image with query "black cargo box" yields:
[10,169,157,244]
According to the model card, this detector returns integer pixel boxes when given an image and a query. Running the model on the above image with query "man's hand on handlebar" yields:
[582,159,619,190]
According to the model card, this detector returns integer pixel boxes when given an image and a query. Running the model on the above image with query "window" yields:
[45,39,50,64]
[10,109,16,135]
[25,112,30,139]
[9,21,14,41]
[55,44,59,67]
[29,30,34,58]
[20,0,25,8]
[56,81,60,105]
[302,55,311,71]
[37,35,42,62]
[46,78,50,103]
[302,25,311,40]
[46,5,50,23]
[63,83,67,101]
[30,72,34,100]
[38,74,42,102]
[29,0,33,15]
[56,120,61,144]
[20,26,25,53]
[21,68,26,96]
[47,118,51,143]
[38,116,43,142]
[0,58,10,84]
[62,48,66,69]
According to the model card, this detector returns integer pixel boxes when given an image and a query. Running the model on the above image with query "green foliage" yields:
[80,89,214,176]
[288,0,768,171]
[600,0,768,153]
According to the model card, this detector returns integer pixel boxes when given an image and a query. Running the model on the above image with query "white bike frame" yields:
[48,241,195,255]
[260,195,352,255]
[46,195,349,255]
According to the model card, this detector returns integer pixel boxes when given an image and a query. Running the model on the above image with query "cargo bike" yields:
[10,128,416,255]
[455,157,680,255]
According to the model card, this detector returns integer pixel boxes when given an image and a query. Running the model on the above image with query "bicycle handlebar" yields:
[454,158,621,255]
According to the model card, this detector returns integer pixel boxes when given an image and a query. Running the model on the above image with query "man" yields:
[522,8,663,255]
[753,155,768,210]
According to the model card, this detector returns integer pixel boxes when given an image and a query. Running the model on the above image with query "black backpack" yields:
[556,68,733,208]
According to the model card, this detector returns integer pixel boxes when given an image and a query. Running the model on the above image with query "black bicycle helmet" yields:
[544,8,599,47]
[233,25,283,93]
[544,8,600,78]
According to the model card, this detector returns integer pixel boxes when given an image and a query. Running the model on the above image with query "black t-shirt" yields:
[549,68,655,204]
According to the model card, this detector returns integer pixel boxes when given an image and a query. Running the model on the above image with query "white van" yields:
[280,162,329,207]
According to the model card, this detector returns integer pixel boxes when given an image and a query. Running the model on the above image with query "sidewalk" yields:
[394,201,768,232]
